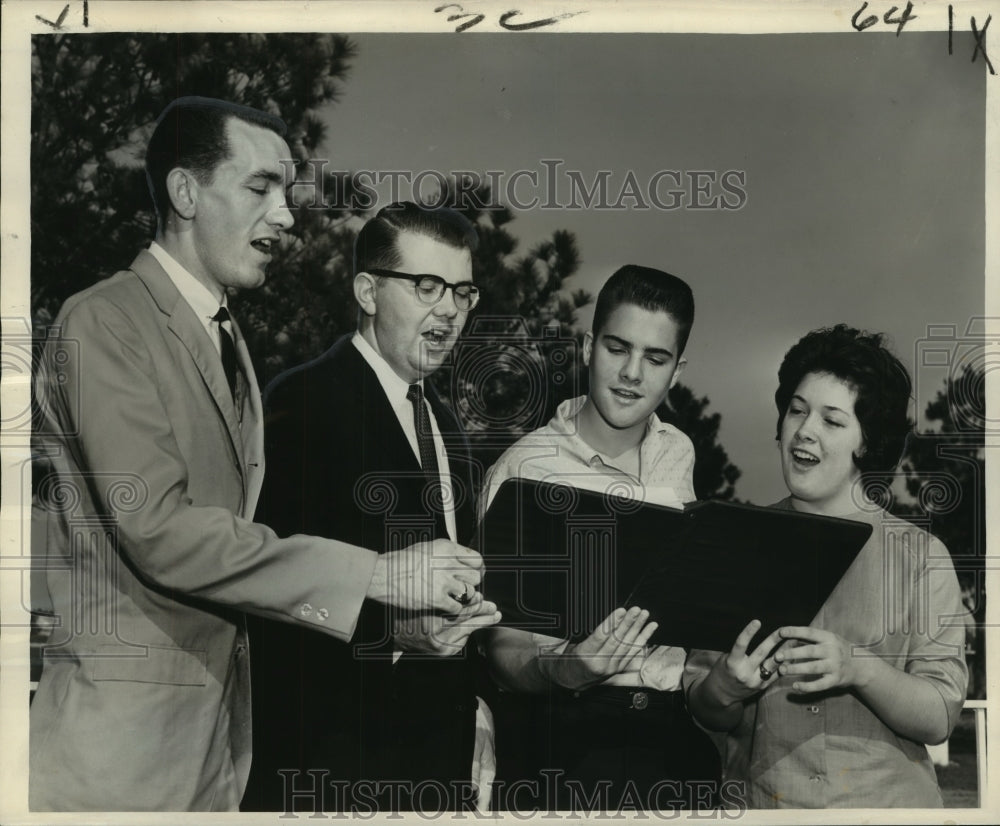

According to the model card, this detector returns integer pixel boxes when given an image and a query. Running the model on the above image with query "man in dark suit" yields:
[246,202,500,814]
[30,100,482,812]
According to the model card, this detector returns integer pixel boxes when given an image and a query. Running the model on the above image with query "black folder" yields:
[475,478,872,652]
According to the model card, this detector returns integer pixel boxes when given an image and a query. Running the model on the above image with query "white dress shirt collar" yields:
[149,242,227,351]
[351,330,422,402]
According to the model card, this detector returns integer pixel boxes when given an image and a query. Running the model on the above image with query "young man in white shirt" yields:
[480,265,720,813]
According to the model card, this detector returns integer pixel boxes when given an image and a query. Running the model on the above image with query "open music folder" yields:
[474,478,872,652]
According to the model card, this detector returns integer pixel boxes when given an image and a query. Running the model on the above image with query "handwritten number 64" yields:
[852,2,917,35]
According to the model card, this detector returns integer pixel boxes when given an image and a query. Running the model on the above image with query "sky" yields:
[315,31,986,504]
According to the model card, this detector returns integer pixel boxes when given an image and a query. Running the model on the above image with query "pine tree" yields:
[31,32,744,503]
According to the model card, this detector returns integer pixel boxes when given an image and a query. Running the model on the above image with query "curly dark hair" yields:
[774,324,912,473]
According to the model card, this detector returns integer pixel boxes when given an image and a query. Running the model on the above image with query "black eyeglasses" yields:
[368,268,480,311]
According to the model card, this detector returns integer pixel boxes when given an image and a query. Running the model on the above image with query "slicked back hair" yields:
[354,201,478,277]
[592,265,695,355]
[145,96,288,229]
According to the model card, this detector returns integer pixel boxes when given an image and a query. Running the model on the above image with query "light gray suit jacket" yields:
[30,250,377,811]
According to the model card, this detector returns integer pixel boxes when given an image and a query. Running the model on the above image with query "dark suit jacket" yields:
[245,334,481,812]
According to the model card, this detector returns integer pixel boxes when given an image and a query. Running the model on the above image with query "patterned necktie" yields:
[212,306,239,401]
[406,383,441,483]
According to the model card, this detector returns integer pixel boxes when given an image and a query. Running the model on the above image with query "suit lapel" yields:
[339,341,451,537]
[130,251,247,486]
[342,341,423,477]
[233,323,265,517]
[349,343,473,541]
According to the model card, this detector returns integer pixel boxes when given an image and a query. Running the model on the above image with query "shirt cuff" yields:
[471,697,496,812]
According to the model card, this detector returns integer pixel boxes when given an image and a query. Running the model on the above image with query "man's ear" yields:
[354,272,378,317]
[669,356,687,389]
[165,168,198,221]
[582,330,594,367]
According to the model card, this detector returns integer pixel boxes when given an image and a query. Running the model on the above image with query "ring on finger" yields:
[759,662,774,681]
[455,582,473,606]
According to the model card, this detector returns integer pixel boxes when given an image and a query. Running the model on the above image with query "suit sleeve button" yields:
[317,608,329,621]
[299,603,313,617]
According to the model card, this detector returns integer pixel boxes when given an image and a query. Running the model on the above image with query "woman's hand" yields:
[775,626,868,693]
[709,619,786,703]
[686,619,786,732]
[541,607,658,691]
[774,625,956,743]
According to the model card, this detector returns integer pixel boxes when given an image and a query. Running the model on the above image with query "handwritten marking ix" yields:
[852,2,994,75]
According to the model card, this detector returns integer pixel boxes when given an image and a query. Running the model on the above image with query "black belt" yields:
[561,686,687,712]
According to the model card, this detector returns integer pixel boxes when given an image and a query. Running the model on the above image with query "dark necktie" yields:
[406,383,441,484]
[212,306,239,401]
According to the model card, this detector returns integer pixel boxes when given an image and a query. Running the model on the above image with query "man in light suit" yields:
[246,202,500,813]
[29,99,482,812]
